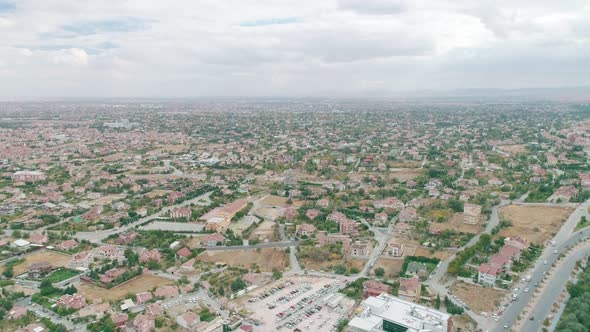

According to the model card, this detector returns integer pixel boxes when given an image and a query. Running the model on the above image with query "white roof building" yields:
[348,293,451,332]
[12,239,30,247]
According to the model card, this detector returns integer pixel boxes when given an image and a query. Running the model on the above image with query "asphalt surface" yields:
[493,199,590,332]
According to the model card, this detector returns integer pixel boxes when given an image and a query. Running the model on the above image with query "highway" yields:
[493,199,590,331]
[520,241,590,331]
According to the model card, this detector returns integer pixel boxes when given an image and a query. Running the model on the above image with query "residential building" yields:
[139,249,162,263]
[201,198,248,231]
[383,242,403,257]
[11,171,46,182]
[57,294,87,310]
[200,233,226,247]
[176,311,200,331]
[28,262,52,278]
[398,277,421,302]
[478,263,500,286]
[350,241,373,258]
[363,280,391,299]
[295,223,316,237]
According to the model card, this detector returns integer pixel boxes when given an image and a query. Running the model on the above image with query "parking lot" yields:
[237,276,350,331]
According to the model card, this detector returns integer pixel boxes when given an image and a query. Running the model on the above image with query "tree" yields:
[272,268,283,280]
[435,295,441,309]
[374,267,385,278]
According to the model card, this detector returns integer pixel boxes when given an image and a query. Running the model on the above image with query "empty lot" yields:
[78,274,172,302]
[499,205,574,244]
[197,248,288,272]
[2,250,71,276]
[450,282,507,314]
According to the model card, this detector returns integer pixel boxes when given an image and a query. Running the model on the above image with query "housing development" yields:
[1,99,590,332]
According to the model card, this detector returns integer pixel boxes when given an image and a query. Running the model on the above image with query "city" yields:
[1,100,590,332]
[2,0,590,331]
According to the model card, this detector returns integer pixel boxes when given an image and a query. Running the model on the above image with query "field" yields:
[498,205,574,244]
[197,248,289,272]
[389,168,422,182]
[77,274,172,302]
[248,221,279,241]
[429,213,482,234]
[497,144,528,155]
[413,246,454,260]
[2,250,71,276]
[253,207,283,221]
[259,195,288,207]
[371,257,404,277]
[145,189,173,198]
[44,269,79,283]
[450,282,507,314]
[228,216,259,236]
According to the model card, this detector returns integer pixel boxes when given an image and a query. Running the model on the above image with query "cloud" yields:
[337,0,409,15]
[239,17,300,27]
[49,48,89,66]
[55,17,147,37]
[0,0,588,97]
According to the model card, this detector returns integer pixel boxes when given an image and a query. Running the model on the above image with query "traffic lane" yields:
[495,234,590,331]
[521,245,590,332]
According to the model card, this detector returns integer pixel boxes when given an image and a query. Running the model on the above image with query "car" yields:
[553,250,558,254]
[543,260,548,265]
[504,324,509,329]
[529,316,534,321]
[524,288,529,292]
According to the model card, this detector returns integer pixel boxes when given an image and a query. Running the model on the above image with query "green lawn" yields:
[575,217,590,232]
[44,269,79,283]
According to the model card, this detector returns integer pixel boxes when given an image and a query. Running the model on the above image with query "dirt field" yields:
[259,195,288,207]
[372,257,404,277]
[253,207,283,221]
[197,248,288,272]
[145,190,173,198]
[429,213,483,235]
[499,205,574,244]
[389,168,422,182]
[248,221,279,241]
[497,144,528,155]
[450,282,507,313]
[228,216,259,236]
[2,250,71,276]
[77,274,173,302]
[450,314,477,332]
[414,246,454,260]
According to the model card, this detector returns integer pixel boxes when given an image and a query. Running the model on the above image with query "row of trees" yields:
[556,258,590,330]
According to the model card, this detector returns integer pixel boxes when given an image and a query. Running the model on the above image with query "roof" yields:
[479,263,500,276]
[13,239,30,247]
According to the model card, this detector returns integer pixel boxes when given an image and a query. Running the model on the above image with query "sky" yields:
[0,0,589,98]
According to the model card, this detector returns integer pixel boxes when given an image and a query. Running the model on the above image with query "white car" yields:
[524,288,529,293]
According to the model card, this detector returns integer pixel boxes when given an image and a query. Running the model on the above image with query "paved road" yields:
[520,241,590,331]
[74,191,213,243]
[494,199,590,331]
[205,240,300,251]
[359,218,393,277]
[16,296,87,332]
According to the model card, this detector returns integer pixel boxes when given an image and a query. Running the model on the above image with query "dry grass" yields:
[450,282,507,313]
[259,195,288,207]
[2,250,71,276]
[248,221,279,241]
[197,248,289,272]
[497,144,528,155]
[414,246,454,260]
[77,274,172,302]
[372,258,404,278]
[499,205,574,244]
[389,168,422,182]
[429,213,483,234]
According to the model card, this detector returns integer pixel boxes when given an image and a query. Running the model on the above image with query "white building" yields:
[348,293,451,332]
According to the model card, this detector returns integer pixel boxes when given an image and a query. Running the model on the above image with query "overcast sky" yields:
[0,0,589,98]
